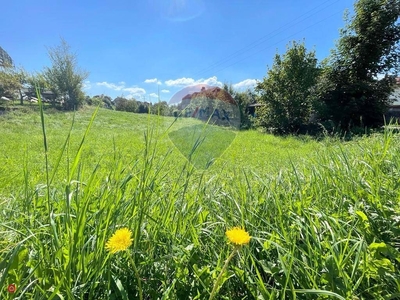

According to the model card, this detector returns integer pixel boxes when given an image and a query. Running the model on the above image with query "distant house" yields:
[179,86,236,110]
[180,93,193,109]
[21,88,56,102]
[386,77,400,122]
[390,77,400,104]
[41,90,56,101]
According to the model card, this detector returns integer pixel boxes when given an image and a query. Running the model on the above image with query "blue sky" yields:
[2,0,354,102]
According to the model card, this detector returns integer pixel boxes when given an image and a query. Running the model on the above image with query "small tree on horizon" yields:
[0,66,28,104]
[43,38,88,110]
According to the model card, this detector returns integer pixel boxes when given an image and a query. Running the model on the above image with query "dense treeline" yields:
[256,0,400,134]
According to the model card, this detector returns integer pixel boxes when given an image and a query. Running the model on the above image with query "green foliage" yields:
[151,101,169,115]
[0,66,26,102]
[86,94,114,109]
[1,108,400,299]
[234,90,257,129]
[114,96,138,112]
[43,38,89,111]
[26,72,49,94]
[224,83,257,129]
[317,0,400,129]
[114,97,173,115]
[256,41,319,134]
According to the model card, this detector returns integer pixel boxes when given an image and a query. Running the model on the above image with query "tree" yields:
[87,94,114,109]
[114,97,139,112]
[223,83,257,129]
[0,47,18,100]
[151,101,169,115]
[101,95,113,109]
[137,101,150,114]
[234,89,257,129]
[318,0,400,129]
[256,41,319,133]
[0,65,47,105]
[43,39,88,110]
[0,66,26,103]
[25,72,49,100]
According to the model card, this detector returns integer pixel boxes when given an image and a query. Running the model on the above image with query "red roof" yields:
[182,94,192,100]
[182,86,236,105]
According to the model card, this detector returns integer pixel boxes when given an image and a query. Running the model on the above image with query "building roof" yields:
[182,86,236,105]
[248,103,264,107]
[182,94,192,100]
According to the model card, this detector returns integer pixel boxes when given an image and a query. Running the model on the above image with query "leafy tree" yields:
[88,94,114,109]
[101,95,114,109]
[151,101,169,115]
[0,48,30,105]
[43,39,88,110]
[0,66,51,105]
[114,97,139,112]
[318,0,400,129]
[0,66,26,103]
[26,72,49,96]
[234,89,257,129]
[256,41,319,133]
[223,83,257,129]
[137,101,150,114]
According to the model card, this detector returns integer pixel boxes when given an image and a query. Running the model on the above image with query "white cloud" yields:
[232,79,258,89]
[149,93,158,98]
[144,78,162,84]
[200,76,223,87]
[165,76,223,87]
[96,81,125,91]
[165,77,195,86]
[161,89,170,93]
[96,81,146,98]
[83,80,91,90]
[124,87,146,95]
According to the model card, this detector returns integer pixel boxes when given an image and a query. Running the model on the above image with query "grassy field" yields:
[0,106,399,299]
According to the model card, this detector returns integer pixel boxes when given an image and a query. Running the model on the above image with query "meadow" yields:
[0,106,399,299]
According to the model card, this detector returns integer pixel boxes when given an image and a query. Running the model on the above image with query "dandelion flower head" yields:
[106,228,133,254]
[226,227,250,245]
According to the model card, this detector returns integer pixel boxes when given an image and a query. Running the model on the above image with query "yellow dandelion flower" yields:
[106,228,133,254]
[225,227,250,246]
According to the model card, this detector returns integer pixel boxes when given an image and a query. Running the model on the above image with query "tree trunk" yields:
[19,89,23,105]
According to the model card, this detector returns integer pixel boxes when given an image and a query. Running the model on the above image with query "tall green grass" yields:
[0,106,399,299]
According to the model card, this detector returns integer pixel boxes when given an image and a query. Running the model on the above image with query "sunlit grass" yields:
[0,107,399,299]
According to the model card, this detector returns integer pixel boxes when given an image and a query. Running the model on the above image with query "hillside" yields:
[0,107,321,193]
[0,107,399,299]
